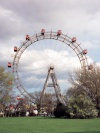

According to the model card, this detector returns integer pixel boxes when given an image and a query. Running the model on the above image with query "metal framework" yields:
[40,66,65,106]
[12,30,88,102]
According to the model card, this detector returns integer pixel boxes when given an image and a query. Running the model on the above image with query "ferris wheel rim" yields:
[12,30,88,101]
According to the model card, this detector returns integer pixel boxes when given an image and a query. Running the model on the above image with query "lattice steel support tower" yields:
[40,66,65,106]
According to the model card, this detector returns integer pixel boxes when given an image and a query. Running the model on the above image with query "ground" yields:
[0,117,100,133]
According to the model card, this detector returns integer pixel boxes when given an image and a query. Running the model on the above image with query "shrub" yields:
[67,94,98,118]
[54,102,66,117]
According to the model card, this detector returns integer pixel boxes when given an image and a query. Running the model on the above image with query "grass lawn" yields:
[0,117,100,133]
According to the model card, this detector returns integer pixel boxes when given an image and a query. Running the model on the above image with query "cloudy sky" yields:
[0,0,100,94]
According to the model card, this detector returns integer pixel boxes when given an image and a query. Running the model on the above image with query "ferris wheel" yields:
[8,29,92,102]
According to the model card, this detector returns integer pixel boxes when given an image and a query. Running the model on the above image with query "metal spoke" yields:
[12,30,88,102]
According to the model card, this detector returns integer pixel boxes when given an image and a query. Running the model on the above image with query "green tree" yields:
[68,65,100,116]
[0,66,14,109]
[67,94,98,118]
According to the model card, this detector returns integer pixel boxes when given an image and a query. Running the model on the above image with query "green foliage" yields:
[69,66,100,113]
[0,66,14,106]
[54,103,66,117]
[67,94,98,118]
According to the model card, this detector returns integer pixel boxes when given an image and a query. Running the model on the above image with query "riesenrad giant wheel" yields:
[8,29,90,102]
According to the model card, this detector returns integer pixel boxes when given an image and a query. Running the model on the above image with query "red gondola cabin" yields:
[82,49,88,55]
[57,30,62,36]
[8,62,12,68]
[71,37,76,43]
[14,46,17,52]
[26,35,30,40]
[41,29,45,35]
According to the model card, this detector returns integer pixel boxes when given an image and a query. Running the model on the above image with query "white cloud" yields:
[19,49,80,73]
[16,48,82,91]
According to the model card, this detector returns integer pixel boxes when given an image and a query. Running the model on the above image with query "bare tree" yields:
[32,91,57,115]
